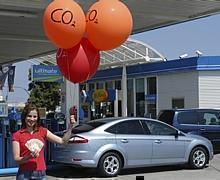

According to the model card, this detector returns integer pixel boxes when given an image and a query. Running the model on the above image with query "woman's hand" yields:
[30,149,40,158]
[68,115,77,129]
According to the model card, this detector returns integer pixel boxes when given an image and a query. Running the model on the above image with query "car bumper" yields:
[51,147,98,168]
[210,150,214,161]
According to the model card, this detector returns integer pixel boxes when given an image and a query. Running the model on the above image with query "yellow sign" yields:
[92,89,108,103]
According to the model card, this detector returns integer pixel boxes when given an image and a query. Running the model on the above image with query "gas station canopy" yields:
[1,0,220,65]
[37,38,166,68]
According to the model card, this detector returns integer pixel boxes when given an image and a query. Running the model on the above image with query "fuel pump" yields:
[46,112,66,164]
[0,102,10,168]
[6,106,22,168]
[54,112,66,131]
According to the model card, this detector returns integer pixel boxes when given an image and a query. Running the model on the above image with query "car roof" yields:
[73,117,167,133]
[89,117,125,123]
[160,108,220,112]
[89,117,154,123]
[71,117,185,135]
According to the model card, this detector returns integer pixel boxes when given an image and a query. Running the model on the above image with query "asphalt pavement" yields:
[2,154,220,180]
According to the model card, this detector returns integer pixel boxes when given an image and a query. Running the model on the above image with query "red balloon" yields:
[86,0,133,50]
[56,38,100,83]
[43,0,86,49]
[89,53,100,78]
[80,38,100,78]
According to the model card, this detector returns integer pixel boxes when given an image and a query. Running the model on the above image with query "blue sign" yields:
[145,94,156,104]
[32,65,63,82]
[107,88,116,101]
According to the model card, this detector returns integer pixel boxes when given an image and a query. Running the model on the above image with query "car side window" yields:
[199,111,220,125]
[144,120,177,135]
[116,120,145,135]
[158,110,175,125]
[177,111,198,124]
[105,125,117,134]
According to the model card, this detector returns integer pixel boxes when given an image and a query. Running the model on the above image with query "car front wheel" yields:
[189,147,208,169]
[98,152,122,177]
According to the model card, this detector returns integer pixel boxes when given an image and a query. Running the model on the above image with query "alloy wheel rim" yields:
[103,155,120,175]
[193,150,206,167]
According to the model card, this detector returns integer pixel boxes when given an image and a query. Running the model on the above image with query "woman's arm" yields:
[47,115,76,144]
[12,141,31,164]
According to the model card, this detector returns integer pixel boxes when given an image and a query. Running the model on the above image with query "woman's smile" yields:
[25,110,38,127]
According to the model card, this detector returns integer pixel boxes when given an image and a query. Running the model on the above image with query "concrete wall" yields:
[157,71,199,114]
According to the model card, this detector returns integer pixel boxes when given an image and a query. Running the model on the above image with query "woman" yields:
[12,103,76,180]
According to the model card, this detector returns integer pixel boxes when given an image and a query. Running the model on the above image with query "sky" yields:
[1,61,32,104]
[132,14,220,60]
[3,14,220,103]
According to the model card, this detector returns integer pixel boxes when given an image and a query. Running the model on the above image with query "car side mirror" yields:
[175,130,181,138]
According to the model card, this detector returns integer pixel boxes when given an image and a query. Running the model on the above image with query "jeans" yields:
[16,170,47,180]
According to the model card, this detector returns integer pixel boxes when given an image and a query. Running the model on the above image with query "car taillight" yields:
[68,135,88,144]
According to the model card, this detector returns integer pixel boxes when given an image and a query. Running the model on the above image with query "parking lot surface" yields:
[2,154,220,180]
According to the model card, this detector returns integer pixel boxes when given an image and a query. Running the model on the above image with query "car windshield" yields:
[158,110,175,125]
[72,118,118,133]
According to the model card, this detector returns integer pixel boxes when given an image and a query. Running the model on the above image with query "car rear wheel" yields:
[189,147,208,169]
[98,152,122,177]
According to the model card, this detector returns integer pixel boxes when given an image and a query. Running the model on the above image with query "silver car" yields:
[51,117,214,177]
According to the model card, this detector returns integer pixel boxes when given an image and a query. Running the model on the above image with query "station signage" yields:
[145,94,156,104]
[92,89,108,103]
[32,65,63,82]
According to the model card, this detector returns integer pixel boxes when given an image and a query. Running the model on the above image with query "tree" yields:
[29,82,61,112]
[28,61,61,112]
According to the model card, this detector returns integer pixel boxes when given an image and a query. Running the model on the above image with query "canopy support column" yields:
[122,65,127,117]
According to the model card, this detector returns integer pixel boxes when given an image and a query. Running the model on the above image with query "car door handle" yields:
[154,140,162,144]
[121,139,129,143]
[200,128,206,131]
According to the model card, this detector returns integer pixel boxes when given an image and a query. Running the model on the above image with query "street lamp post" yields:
[3,86,30,102]
[13,86,30,96]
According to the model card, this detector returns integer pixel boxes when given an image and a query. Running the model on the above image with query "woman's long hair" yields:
[21,103,41,130]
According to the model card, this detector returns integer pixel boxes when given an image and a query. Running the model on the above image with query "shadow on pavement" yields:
[46,166,97,178]
[46,164,204,178]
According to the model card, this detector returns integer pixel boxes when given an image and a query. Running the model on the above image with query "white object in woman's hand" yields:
[30,149,40,158]
[68,115,76,129]
[70,115,76,124]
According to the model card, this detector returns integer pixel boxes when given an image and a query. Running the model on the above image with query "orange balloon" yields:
[43,0,86,49]
[86,0,133,51]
